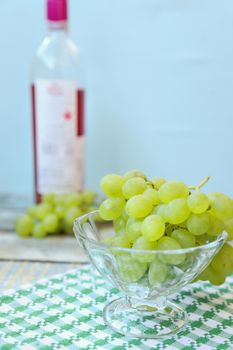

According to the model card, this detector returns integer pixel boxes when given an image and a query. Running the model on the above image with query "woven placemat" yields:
[0,265,233,349]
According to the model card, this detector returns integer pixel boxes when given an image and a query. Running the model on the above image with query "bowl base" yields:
[103,297,187,339]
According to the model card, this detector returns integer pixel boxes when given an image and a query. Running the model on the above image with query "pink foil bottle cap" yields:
[47,0,68,22]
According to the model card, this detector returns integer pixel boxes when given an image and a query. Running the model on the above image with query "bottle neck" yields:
[48,20,68,32]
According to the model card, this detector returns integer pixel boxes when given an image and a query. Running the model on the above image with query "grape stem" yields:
[189,176,210,191]
[147,181,154,188]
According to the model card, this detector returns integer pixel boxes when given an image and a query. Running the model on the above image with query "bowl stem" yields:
[104,297,187,338]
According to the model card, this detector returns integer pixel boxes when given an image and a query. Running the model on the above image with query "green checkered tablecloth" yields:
[0,266,233,350]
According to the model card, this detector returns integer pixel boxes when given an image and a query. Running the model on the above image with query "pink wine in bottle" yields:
[31,0,84,203]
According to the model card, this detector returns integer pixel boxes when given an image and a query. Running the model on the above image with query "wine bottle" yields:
[31,0,84,203]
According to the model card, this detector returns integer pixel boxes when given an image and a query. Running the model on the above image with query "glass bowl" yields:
[73,211,227,339]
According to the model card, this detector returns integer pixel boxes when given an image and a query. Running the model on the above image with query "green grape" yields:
[27,205,38,218]
[42,193,55,205]
[121,209,129,222]
[197,265,225,286]
[65,207,82,227]
[92,210,104,223]
[122,177,147,199]
[207,210,224,237]
[35,203,52,220]
[152,204,167,221]
[171,229,196,248]
[125,218,142,243]
[187,191,210,214]
[54,194,66,205]
[113,217,126,234]
[148,258,168,285]
[123,169,147,181]
[100,174,124,197]
[110,235,131,256]
[187,212,210,236]
[81,189,97,204]
[117,254,148,282]
[88,204,98,212]
[111,235,131,248]
[15,215,33,237]
[32,223,47,239]
[99,198,125,221]
[210,271,226,285]
[83,204,99,216]
[165,198,190,225]
[64,193,82,207]
[211,243,233,276]
[60,219,69,234]
[43,214,59,233]
[200,265,226,285]
[78,205,88,215]
[151,176,166,189]
[224,217,233,240]
[208,192,233,221]
[143,188,160,206]
[141,215,165,242]
[196,265,210,281]
[158,181,189,204]
[125,195,153,219]
[101,236,115,245]
[132,236,157,263]
[55,205,65,219]
[157,236,185,265]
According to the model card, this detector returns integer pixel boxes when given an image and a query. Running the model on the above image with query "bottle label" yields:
[33,79,84,194]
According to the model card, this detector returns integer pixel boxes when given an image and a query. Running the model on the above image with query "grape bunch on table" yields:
[15,190,99,238]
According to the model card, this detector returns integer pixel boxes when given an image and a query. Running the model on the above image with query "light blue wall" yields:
[0,0,233,197]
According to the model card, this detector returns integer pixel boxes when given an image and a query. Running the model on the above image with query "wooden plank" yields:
[0,231,88,263]
[0,208,24,231]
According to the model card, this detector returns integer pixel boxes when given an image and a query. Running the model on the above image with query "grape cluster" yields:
[15,190,99,238]
[99,170,233,285]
